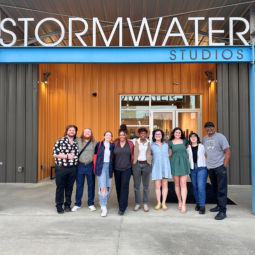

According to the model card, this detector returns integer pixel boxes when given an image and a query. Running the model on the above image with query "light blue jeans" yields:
[97,162,112,206]
[189,163,207,206]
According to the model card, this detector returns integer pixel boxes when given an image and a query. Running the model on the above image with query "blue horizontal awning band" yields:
[0,45,252,64]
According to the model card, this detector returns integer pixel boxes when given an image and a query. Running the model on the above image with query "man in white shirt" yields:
[132,126,152,212]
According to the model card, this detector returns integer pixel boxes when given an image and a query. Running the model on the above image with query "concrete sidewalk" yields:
[0,178,254,255]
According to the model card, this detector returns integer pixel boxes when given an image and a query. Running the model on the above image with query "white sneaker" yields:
[101,206,107,217]
[143,204,149,212]
[134,204,141,211]
[71,206,81,212]
[88,205,96,211]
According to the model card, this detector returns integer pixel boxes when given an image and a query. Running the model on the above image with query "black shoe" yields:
[118,210,125,215]
[64,205,71,212]
[199,206,206,214]
[215,212,227,220]
[195,203,200,211]
[210,206,220,212]
[57,207,64,214]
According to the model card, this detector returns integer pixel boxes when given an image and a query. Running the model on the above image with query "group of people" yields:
[53,121,231,220]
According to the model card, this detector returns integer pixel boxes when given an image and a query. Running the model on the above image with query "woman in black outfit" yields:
[113,125,134,215]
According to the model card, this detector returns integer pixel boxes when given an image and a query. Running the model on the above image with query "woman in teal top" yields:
[169,127,190,214]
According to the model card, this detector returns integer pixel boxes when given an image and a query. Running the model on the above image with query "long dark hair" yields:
[152,129,165,143]
[170,127,185,140]
[188,132,201,145]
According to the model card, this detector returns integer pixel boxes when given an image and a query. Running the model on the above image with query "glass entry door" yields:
[176,110,202,139]
[150,110,201,140]
[150,110,175,140]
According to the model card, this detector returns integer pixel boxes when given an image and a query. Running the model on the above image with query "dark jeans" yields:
[74,162,95,207]
[55,165,77,208]
[208,164,228,213]
[132,162,152,205]
[189,164,207,206]
[114,168,132,212]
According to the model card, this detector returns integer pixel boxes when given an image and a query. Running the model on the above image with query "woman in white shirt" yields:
[186,133,207,214]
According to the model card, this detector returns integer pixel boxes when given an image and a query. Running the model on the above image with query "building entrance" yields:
[150,109,202,140]
[120,95,202,140]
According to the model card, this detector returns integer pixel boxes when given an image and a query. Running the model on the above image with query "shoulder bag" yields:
[78,140,91,158]
[93,142,102,173]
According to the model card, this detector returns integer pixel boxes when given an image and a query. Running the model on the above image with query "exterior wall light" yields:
[43,72,51,83]
[205,71,213,83]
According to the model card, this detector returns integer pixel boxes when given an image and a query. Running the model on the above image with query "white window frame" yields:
[120,94,202,138]
[149,109,176,139]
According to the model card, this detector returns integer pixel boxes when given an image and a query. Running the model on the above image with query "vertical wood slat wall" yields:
[38,63,217,181]
[0,64,38,183]
[217,63,251,185]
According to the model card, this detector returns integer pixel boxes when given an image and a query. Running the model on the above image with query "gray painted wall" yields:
[0,64,38,183]
[217,63,251,185]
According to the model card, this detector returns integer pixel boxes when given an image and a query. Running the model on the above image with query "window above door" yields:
[121,95,201,110]
[151,95,200,109]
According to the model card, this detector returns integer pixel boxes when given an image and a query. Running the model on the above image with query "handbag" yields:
[93,141,102,173]
[78,140,91,158]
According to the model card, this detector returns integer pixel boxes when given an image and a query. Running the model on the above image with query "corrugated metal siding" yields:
[0,64,38,183]
[38,63,217,181]
[217,63,251,185]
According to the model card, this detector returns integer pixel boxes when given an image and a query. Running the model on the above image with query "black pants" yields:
[55,165,77,208]
[114,168,132,212]
[208,164,228,213]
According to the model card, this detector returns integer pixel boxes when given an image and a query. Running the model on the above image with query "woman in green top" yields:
[169,127,190,214]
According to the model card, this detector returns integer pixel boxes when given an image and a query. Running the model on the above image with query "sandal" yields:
[162,203,167,211]
[178,201,182,210]
[181,204,186,214]
[155,203,161,210]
